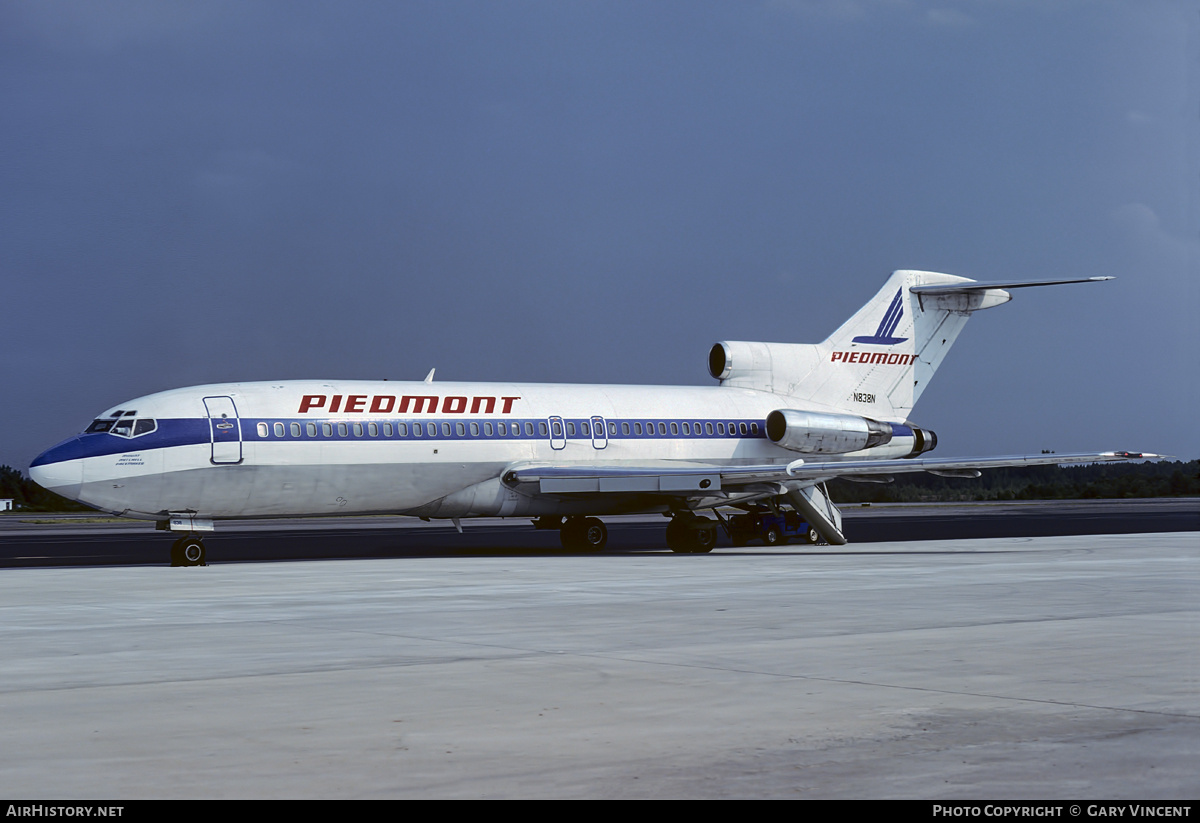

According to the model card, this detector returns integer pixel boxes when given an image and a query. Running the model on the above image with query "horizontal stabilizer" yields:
[909,277,1112,295]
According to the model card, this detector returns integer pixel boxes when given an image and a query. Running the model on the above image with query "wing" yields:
[504,451,1166,495]
[504,450,1166,546]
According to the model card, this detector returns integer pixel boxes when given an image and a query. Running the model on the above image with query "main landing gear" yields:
[558,516,609,551]
[665,514,718,554]
[169,533,207,567]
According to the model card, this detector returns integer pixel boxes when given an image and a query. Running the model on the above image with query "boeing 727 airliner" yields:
[30,270,1159,565]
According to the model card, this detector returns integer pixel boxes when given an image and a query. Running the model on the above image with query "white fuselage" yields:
[30,379,923,522]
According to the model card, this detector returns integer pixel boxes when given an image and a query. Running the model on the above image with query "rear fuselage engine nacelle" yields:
[766,409,895,455]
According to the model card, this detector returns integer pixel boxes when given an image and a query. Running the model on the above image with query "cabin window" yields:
[566,421,575,437]
[621,422,630,435]
[751,422,759,435]
[682,422,690,435]
[256,422,268,437]
[496,422,506,436]
[670,422,678,436]
[525,422,534,437]
[717,423,725,435]
[537,422,547,436]
[289,422,300,437]
[658,422,667,435]
[634,422,642,435]
[470,422,479,436]
[383,422,393,437]
[398,422,408,436]
[442,422,451,437]
[338,423,348,437]
[455,422,465,436]
[409,423,418,437]
[426,423,436,437]
[322,423,333,437]
[739,422,748,435]
[307,422,317,437]
[705,422,713,435]
[369,422,379,437]
[484,422,493,436]
[581,421,590,436]
[272,422,284,437]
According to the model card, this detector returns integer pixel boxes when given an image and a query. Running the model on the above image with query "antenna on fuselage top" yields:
[424,368,435,383]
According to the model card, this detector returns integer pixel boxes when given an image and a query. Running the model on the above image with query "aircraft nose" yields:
[29,439,84,501]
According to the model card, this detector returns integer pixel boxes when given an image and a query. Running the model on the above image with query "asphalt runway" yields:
[1,498,1196,567]
[0,529,1195,799]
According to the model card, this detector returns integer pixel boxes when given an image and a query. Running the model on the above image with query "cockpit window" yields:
[96,417,156,438]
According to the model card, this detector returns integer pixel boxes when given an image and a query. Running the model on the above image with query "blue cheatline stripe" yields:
[34,416,773,464]
[31,420,212,465]
[36,416,920,465]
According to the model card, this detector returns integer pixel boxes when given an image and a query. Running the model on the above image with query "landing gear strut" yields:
[170,533,207,567]
[559,516,608,551]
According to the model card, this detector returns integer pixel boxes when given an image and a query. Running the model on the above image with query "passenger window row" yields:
[253,418,762,440]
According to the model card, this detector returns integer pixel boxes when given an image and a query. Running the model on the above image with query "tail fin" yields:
[712,271,1108,420]
[801,270,992,418]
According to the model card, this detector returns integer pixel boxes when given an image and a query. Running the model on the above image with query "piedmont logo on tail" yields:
[30,270,1161,566]
[851,288,909,345]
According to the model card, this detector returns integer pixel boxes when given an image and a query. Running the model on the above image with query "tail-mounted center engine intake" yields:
[766,409,895,455]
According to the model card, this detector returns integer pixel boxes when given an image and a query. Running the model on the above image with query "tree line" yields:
[829,459,1200,503]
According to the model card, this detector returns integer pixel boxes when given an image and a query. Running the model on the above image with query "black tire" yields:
[690,525,717,554]
[169,539,184,567]
[580,517,607,551]
[560,518,584,551]
[179,536,206,567]
[804,526,821,545]
[665,519,690,553]
[763,526,788,547]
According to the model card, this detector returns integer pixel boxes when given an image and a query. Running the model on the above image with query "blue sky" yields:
[3,0,1196,471]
